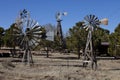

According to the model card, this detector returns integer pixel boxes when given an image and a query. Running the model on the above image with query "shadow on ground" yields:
[49,56,78,60]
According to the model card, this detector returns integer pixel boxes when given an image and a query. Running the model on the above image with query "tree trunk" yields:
[46,47,49,58]
[77,48,80,59]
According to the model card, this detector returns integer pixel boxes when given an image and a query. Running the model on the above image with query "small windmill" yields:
[13,9,42,65]
[83,14,108,70]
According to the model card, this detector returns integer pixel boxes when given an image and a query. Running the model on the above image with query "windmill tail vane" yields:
[100,18,108,25]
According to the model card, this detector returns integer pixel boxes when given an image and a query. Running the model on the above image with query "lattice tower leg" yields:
[29,50,34,64]
[22,50,27,64]
[22,49,33,65]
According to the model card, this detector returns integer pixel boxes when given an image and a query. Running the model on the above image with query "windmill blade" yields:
[89,15,92,20]
[83,26,87,29]
[27,19,30,28]
[31,26,40,31]
[88,15,92,22]
[32,37,41,44]
[30,32,41,39]
[11,34,23,37]
[32,32,42,35]
[95,21,100,25]
[32,35,41,39]
[31,25,41,30]
[31,38,40,45]
[91,15,95,21]
[31,20,39,29]
[94,17,99,22]
[84,15,90,22]
[29,19,34,29]
[30,28,41,33]
[27,28,41,34]
[28,39,36,48]
[25,25,41,35]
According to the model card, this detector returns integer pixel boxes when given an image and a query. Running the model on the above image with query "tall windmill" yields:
[13,9,42,65]
[55,12,67,51]
[83,14,108,70]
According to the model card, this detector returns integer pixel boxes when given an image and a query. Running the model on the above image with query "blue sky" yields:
[0,0,120,34]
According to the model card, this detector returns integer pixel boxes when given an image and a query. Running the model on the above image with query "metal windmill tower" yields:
[83,14,108,70]
[13,9,42,65]
[55,12,67,50]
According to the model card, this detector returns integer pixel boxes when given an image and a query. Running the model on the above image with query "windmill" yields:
[13,9,42,65]
[55,12,67,51]
[83,14,108,70]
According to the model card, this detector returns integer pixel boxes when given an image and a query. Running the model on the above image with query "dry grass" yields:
[0,52,120,80]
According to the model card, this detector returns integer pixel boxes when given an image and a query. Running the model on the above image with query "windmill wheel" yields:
[84,14,100,31]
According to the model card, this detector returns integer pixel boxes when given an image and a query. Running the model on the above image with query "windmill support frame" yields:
[83,29,97,70]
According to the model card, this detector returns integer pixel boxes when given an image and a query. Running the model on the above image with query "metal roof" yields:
[101,42,109,45]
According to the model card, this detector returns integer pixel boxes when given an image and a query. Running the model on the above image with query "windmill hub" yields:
[26,28,30,31]
[90,21,94,25]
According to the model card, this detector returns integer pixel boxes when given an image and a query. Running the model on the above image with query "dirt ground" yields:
[0,52,120,80]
